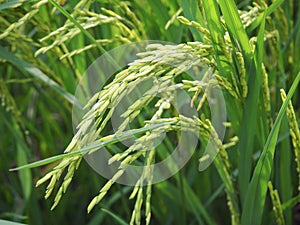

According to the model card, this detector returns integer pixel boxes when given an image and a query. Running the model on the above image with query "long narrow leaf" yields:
[48,0,106,55]
[0,46,79,106]
[0,220,26,225]
[246,0,284,33]
[241,70,300,225]
[100,208,129,225]
[218,0,251,57]
[9,122,174,171]
[48,0,119,69]
[177,0,203,41]
[238,14,266,204]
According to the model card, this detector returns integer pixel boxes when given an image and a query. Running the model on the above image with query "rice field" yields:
[0,0,300,224]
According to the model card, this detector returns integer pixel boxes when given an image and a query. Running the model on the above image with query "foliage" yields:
[1,0,300,224]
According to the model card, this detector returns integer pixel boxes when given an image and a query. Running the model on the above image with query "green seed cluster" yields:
[32,2,276,224]
[268,181,285,225]
[36,4,145,58]
[281,90,300,191]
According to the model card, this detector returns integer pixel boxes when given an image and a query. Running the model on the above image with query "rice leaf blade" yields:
[0,46,78,106]
[241,70,300,225]
[0,220,26,225]
[9,122,174,171]
[177,0,203,41]
[100,208,129,225]
[218,0,251,57]
[246,0,284,33]
[238,14,266,204]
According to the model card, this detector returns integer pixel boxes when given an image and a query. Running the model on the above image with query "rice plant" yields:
[1,0,300,224]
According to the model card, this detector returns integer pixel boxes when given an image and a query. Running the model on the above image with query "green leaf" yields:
[241,70,300,225]
[47,0,119,69]
[0,220,26,225]
[201,0,242,131]
[282,194,300,211]
[100,208,129,225]
[16,142,32,201]
[47,0,106,55]
[9,121,175,171]
[218,0,251,57]
[183,179,218,225]
[246,0,284,33]
[0,46,79,107]
[238,13,266,204]
[177,0,203,41]
[0,0,25,11]
[4,118,32,202]
[202,0,230,75]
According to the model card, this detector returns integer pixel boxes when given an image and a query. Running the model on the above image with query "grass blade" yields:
[182,179,218,225]
[246,0,284,33]
[238,13,266,204]
[0,220,26,225]
[177,0,203,41]
[100,208,129,225]
[4,117,32,202]
[47,0,106,55]
[282,194,300,211]
[0,46,79,106]
[241,70,300,225]
[48,0,120,70]
[0,0,25,11]
[9,122,175,171]
[16,140,32,201]
[218,0,251,57]
[201,0,229,75]
[201,0,242,131]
